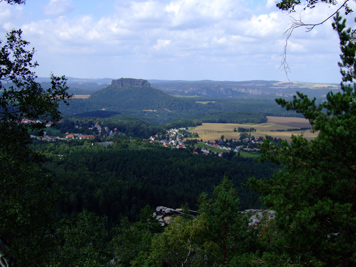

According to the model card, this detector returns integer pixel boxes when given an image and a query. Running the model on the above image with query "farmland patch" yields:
[189,116,317,142]
[72,95,91,99]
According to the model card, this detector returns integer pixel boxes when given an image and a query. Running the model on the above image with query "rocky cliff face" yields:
[111,78,151,88]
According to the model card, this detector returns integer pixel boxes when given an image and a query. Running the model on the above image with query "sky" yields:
[0,0,354,83]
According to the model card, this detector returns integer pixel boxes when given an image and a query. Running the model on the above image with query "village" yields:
[148,128,263,157]
[27,119,264,158]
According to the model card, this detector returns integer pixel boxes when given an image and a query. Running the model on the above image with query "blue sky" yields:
[0,0,353,83]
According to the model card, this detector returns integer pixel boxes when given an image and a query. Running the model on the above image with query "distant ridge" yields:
[60,77,340,123]
[112,78,151,88]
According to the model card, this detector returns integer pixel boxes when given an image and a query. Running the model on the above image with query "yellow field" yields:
[189,116,318,142]
[312,84,338,89]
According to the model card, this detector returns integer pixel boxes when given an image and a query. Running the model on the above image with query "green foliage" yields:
[0,0,25,4]
[132,215,211,266]
[163,117,202,129]
[276,0,339,12]
[110,206,161,266]
[34,139,278,224]
[0,150,58,266]
[74,110,120,118]
[198,178,253,265]
[132,178,254,266]
[246,13,356,266]
[47,210,111,266]
[0,30,70,129]
[0,7,70,265]
[200,111,267,124]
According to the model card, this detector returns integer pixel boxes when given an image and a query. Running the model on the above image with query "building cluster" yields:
[148,128,187,149]
[29,121,265,158]
[65,134,95,140]
[21,118,54,127]
[149,128,263,157]
[28,119,126,142]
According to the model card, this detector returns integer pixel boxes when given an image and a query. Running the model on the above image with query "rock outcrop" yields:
[241,209,275,226]
[154,206,275,227]
[111,78,151,88]
[153,206,198,226]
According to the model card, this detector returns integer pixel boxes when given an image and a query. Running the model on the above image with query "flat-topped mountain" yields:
[40,76,340,99]
[62,78,197,122]
[60,78,318,123]
[89,78,186,108]
[112,78,151,88]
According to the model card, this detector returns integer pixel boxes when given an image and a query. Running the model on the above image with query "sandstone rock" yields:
[153,206,183,226]
[111,78,151,88]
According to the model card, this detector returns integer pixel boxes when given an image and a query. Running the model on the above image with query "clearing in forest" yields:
[72,95,91,99]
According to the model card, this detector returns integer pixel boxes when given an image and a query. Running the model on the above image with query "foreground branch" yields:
[282,0,350,77]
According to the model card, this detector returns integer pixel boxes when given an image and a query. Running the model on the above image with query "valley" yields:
[6,76,348,266]
[2,0,354,264]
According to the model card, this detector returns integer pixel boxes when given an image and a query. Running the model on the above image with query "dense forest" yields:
[33,138,279,224]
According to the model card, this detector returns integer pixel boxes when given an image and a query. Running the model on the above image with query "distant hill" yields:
[60,78,335,123]
[149,80,340,99]
[37,77,111,95]
[74,110,120,118]
[89,78,196,114]
[36,76,340,98]
[61,78,199,122]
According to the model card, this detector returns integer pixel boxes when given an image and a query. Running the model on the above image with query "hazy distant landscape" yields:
[50,76,340,99]
[45,77,324,143]
[55,77,339,126]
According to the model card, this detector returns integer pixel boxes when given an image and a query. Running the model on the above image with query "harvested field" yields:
[72,95,91,99]
[189,116,318,142]
[266,116,311,128]
[312,84,338,89]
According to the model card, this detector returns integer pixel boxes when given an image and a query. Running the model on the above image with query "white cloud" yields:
[164,0,249,29]
[245,12,285,37]
[44,0,74,16]
[266,0,275,9]
[287,41,305,53]
[0,2,23,29]
[153,39,171,50]
[130,1,165,20]
[5,0,343,82]
[0,3,13,22]
[19,0,293,65]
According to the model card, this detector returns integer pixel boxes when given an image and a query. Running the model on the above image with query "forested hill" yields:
[89,78,195,113]
[60,78,200,122]
[59,78,296,124]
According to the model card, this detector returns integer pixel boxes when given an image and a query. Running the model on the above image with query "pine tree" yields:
[247,13,356,266]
